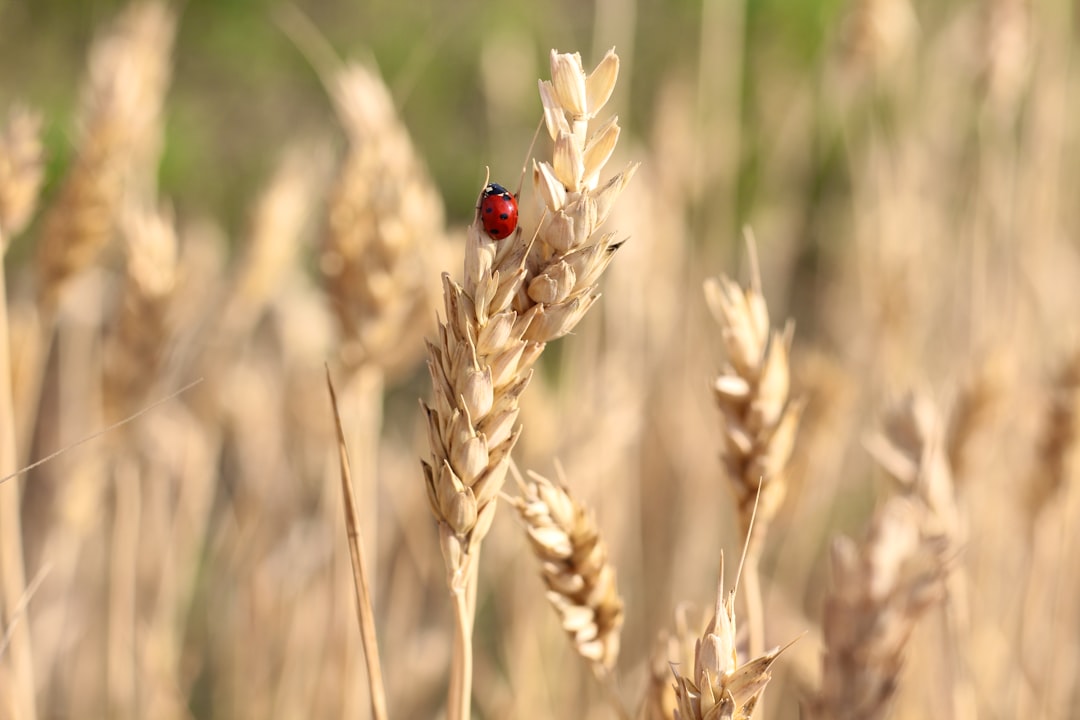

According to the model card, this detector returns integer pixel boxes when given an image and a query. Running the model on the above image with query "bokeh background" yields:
[2,0,1079,718]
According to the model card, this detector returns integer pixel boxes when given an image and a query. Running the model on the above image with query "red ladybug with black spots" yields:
[478,182,518,240]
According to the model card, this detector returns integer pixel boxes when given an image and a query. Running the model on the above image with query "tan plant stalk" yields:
[670,563,786,720]
[0,103,47,720]
[705,237,803,658]
[805,496,949,720]
[421,48,635,720]
[0,226,34,720]
[509,467,625,677]
[36,0,175,309]
[0,105,45,248]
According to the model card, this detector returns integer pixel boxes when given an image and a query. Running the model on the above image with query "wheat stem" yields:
[0,226,35,719]
[325,368,388,720]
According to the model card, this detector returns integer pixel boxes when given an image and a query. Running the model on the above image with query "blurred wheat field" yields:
[1,0,1079,718]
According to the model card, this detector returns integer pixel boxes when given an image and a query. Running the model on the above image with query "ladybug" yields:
[478,182,518,240]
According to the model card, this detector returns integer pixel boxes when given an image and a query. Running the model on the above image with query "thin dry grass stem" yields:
[319,60,446,377]
[36,0,175,309]
[669,558,787,720]
[0,105,43,711]
[806,496,950,720]
[325,367,389,720]
[0,106,45,246]
[1026,349,1080,527]
[421,48,634,720]
[103,204,178,424]
[508,465,625,679]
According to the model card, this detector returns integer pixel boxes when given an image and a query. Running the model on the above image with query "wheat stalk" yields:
[0,100,46,720]
[509,467,624,676]
[422,47,634,720]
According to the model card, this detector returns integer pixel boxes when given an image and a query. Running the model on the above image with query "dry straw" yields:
[509,467,624,674]
[421,47,636,720]
[0,108,45,716]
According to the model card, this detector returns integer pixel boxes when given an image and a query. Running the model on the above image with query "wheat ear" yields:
[319,61,446,376]
[862,393,973,720]
[36,0,175,309]
[705,234,802,659]
[509,467,625,677]
[806,495,949,720]
[0,105,45,247]
[670,558,786,720]
[422,48,634,720]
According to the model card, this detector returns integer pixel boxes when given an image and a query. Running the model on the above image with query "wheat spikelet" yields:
[705,243,802,553]
[669,569,785,720]
[36,0,175,307]
[805,495,949,720]
[0,105,45,244]
[319,61,446,376]
[422,48,635,583]
[509,468,624,673]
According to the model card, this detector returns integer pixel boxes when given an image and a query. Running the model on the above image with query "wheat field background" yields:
[0,0,1078,718]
